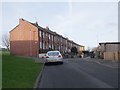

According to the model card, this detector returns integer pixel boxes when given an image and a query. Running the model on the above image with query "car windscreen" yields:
[47,52,59,56]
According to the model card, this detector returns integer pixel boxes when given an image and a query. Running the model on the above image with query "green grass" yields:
[2,52,44,88]
[0,51,2,89]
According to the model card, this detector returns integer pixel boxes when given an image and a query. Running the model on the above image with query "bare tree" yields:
[92,47,97,51]
[2,34,10,51]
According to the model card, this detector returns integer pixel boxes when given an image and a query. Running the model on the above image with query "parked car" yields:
[45,51,63,64]
[39,53,46,58]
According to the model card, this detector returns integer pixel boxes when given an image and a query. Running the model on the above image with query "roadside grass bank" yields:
[0,51,2,89]
[2,52,44,88]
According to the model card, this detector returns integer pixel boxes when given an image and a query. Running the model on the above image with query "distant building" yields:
[99,42,120,61]
[0,46,1,51]
[10,18,84,57]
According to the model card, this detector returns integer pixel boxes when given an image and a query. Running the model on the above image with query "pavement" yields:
[83,57,119,68]
[33,57,45,63]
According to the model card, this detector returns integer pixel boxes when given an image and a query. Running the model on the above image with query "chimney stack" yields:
[19,18,24,24]
[46,26,49,30]
[35,21,38,26]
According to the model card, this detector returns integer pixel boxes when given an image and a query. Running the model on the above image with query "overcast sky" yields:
[1,0,119,49]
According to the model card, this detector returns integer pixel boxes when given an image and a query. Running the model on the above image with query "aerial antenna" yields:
[34,17,39,24]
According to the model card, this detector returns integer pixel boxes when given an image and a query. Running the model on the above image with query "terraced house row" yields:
[10,18,85,57]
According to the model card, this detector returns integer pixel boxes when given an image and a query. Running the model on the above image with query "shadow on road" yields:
[45,62,63,66]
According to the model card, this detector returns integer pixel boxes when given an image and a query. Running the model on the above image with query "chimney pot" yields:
[19,18,24,24]
[46,26,49,30]
[35,22,38,26]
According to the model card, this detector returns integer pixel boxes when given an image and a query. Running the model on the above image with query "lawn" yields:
[0,51,2,89]
[2,52,44,88]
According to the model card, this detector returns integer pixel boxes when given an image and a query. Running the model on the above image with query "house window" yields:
[43,43,45,49]
[52,43,54,49]
[39,31,41,37]
[46,33,48,38]
[49,43,51,48]
[46,42,48,49]
[43,32,44,38]
[66,40,67,44]
[54,37,56,41]
[53,36,54,41]
[39,42,42,48]
[59,45,60,50]
[61,38,62,42]
[66,47,67,51]
[51,35,53,41]
[49,34,51,39]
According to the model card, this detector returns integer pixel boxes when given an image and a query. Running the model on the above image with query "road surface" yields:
[38,58,118,88]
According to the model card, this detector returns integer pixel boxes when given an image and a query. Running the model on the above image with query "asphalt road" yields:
[38,58,118,88]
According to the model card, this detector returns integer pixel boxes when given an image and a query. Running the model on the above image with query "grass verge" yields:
[2,52,44,88]
[0,51,2,89]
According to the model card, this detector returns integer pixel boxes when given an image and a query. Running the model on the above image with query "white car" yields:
[39,53,46,58]
[45,51,63,64]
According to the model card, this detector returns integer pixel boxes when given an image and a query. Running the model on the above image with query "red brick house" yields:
[10,18,84,57]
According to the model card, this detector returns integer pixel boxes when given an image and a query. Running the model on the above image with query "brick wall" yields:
[10,19,83,57]
[10,19,39,57]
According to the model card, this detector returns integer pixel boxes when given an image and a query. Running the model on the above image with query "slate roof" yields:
[25,19,84,47]
[99,42,120,45]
